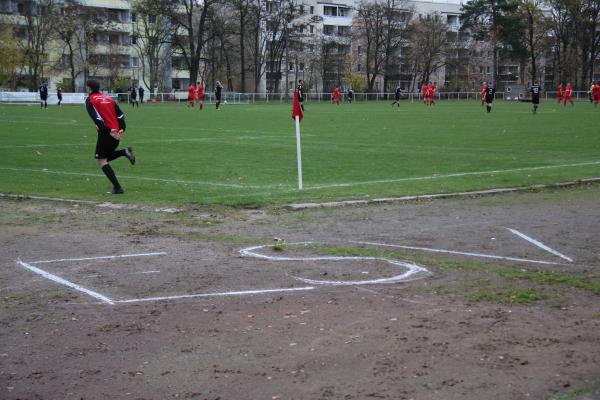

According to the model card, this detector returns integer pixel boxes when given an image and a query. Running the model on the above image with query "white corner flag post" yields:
[295,115,303,190]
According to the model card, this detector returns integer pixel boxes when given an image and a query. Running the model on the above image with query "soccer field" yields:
[1,100,599,206]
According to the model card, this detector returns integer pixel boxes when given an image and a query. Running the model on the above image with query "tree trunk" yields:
[239,10,246,92]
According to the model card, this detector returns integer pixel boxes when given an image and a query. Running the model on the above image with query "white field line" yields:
[305,161,600,190]
[114,287,315,303]
[31,252,167,265]
[0,135,307,150]
[506,228,573,262]
[0,166,282,189]
[240,243,431,286]
[352,241,564,266]
[15,260,114,305]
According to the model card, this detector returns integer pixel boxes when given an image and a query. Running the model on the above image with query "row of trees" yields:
[0,0,599,92]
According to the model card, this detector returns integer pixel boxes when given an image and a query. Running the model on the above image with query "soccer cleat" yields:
[109,187,124,194]
[125,147,136,165]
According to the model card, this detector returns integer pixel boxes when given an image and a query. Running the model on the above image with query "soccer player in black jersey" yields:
[484,81,495,113]
[215,81,223,110]
[391,85,401,107]
[296,79,305,111]
[530,81,541,114]
[129,85,139,107]
[39,82,48,109]
[57,87,63,106]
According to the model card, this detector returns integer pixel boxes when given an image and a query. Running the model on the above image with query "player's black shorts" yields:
[485,95,494,103]
[95,133,119,159]
[40,95,47,101]
[532,95,540,104]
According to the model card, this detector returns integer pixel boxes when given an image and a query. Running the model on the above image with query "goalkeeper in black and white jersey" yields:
[531,81,541,114]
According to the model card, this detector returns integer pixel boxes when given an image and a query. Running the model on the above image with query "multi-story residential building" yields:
[0,0,557,94]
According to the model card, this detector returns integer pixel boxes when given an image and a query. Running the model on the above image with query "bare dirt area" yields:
[1,186,599,400]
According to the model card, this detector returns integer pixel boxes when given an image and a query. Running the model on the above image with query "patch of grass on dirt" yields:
[271,244,285,252]
[469,287,545,305]
[302,244,600,293]
[550,385,600,400]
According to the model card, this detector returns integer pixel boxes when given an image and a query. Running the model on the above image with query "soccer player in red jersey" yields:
[85,80,135,194]
[563,83,574,107]
[481,82,488,106]
[421,83,429,106]
[332,86,340,105]
[428,82,436,105]
[188,83,196,107]
[196,81,204,110]
[557,83,563,104]
[592,82,600,107]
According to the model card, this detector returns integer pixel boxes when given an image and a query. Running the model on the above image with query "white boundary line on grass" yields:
[506,228,573,262]
[240,243,431,285]
[305,161,600,189]
[31,252,167,264]
[0,166,279,189]
[16,260,115,305]
[351,241,565,266]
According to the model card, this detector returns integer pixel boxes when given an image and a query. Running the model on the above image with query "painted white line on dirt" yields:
[305,161,600,190]
[15,260,114,305]
[115,287,316,303]
[352,241,564,266]
[506,228,573,262]
[240,243,430,286]
[0,167,282,189]
[31,252,167,265]
[136,270,161,274]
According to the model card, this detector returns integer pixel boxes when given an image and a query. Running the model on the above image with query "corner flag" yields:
[292,90,303,122]
[292,90,303,189]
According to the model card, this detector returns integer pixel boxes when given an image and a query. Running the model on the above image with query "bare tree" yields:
[406,13,450,86]
[170,0,217,85]
[18,0,58,90]
[132,0,175,93]
[354,1,387,92]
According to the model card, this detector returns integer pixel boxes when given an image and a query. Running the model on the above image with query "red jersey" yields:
[565,85,573,97]
[85,92,124,132]
[197,85,204,99]
[429,85,436,97]
[333,88,340,99]
[481,84,488,98]
[593,85,600,99]
[421,84,429,97]
[188,85,196,100]
[557,84,563,97]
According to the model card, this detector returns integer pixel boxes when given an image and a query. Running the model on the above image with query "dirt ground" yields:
[1,185,599,400]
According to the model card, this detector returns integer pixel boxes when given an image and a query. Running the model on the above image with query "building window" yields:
[338,26,350,36]
[132,57,139,68]
[486,66,491,73]
[324,6,337,16]
[299,5,304,13]
[357,45,362,54]
[131,12,136,22]
[299,62,304,71]
[149,15,157,23]
[357,63,362,72]
[338,7,350,17]
[310,5,314,14]
[323,25,334,35]
[289,62,294,71]
[310,25,314,33]
[132,35,137,45]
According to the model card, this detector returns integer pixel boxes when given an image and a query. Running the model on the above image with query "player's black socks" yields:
[108,149,127,162]
[486,106,491,113]
[101,164,122,191]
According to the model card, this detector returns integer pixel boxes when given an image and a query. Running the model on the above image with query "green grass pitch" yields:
[1,99,599,207]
